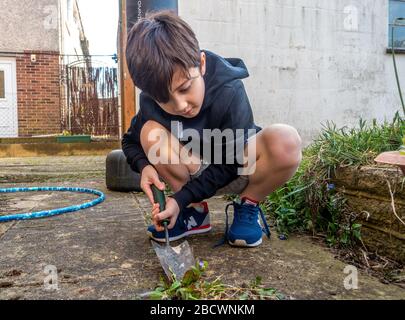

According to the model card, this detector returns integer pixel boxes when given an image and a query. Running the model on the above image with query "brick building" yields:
[0,0,89,137]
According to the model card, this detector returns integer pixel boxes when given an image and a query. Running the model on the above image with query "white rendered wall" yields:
[179,0,405,145]
[0,0,59,52]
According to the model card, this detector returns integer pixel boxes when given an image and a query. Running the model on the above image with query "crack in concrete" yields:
[0,221,17,241]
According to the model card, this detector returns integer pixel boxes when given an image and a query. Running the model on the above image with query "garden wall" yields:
[333,165,405,264]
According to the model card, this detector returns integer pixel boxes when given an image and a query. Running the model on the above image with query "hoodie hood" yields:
[201,50,249,109]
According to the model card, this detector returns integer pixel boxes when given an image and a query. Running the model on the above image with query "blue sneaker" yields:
[147,202,211,242]
[217,199,270,247]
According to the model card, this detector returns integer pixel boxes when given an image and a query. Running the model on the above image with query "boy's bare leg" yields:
[239,124,302,202]
[141,120,302,202]
[140,120,199,193]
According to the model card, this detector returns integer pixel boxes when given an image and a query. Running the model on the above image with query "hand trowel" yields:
[151,185,195,281]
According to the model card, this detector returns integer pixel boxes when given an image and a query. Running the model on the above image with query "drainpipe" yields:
[391,17,405,117]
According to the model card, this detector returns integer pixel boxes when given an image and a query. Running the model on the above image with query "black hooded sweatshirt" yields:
[121,50,261,210]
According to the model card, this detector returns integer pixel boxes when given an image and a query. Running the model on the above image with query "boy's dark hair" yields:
[126,10,201,103]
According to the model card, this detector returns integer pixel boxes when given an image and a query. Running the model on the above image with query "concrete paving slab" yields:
[0,156,404,299]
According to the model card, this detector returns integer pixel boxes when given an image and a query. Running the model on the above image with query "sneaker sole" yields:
[148,225,212,242]
[228,237,262,247]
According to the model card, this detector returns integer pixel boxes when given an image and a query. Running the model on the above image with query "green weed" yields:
[265,113,404,247]
[144,260,284,300]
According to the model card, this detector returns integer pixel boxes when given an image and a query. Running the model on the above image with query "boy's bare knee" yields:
[262,124,302,168]
[141,120,166,137]
[140,120,168,149]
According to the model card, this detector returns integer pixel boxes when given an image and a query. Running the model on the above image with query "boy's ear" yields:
[200,51,206,76]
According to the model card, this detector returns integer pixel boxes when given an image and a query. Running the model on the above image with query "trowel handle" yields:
[151,184,169,226]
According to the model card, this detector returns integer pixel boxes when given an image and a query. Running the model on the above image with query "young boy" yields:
[122,10,302,247]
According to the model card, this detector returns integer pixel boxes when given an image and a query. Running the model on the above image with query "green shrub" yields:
[265,113,404,247]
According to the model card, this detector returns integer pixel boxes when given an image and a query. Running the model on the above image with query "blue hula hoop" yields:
[0,187,105,222]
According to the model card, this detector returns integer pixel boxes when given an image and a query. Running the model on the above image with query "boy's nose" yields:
[175,100,189,114]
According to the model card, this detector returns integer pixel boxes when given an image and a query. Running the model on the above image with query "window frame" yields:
[387,0,405,54]
[0,69,5,100]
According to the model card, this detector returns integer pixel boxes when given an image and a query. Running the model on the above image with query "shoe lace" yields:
[213,201,271,248]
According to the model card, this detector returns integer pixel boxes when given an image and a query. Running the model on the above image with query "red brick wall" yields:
[16,51,61,137]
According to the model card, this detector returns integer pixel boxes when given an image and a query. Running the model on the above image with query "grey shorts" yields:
[190,159,249,196]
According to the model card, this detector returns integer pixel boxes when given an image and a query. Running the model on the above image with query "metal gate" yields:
[61,60,119,138]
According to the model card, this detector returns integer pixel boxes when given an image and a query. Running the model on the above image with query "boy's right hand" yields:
[140,165,165,205]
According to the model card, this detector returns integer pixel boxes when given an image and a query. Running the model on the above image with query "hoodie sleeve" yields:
[172,81,257,210]
[121,108,151,174]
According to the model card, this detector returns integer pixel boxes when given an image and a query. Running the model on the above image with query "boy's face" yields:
[156,52,206,118]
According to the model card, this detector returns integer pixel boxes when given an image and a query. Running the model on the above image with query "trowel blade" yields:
[151,240,195,281]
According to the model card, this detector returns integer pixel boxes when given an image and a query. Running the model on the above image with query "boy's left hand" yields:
[151,197,180,231]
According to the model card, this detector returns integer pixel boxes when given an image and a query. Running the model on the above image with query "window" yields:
[0,70,4,99]
[389,0,405,49]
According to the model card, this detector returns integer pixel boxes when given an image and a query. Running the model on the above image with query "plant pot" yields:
[56,135,91,144]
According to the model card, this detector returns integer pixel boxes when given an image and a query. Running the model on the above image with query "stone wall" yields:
[333,165,405,263]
